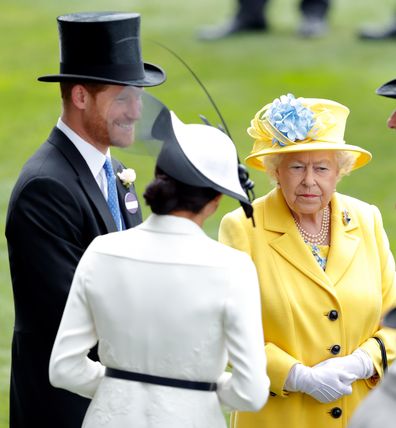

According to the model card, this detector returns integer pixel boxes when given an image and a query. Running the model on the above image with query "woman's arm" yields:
[49,247,105,398]
[218,252,270,411]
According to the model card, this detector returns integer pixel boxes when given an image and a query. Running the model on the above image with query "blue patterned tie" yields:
[103,158,122,231]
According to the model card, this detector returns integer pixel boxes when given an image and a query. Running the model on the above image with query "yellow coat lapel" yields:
[262,189,360,290]
[263,189,332,289]
[325,194,360,286]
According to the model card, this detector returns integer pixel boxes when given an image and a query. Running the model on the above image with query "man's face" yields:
[83,85,143,150]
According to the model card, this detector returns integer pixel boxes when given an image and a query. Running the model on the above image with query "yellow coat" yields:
[219,188,396,428]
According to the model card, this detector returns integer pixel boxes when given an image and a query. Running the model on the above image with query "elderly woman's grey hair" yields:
[262,151,356,184]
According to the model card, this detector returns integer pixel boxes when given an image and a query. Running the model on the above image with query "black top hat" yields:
[38,12,166,87]
[376,78,396,99]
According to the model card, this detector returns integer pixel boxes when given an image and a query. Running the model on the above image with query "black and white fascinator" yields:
[136,93,254,221]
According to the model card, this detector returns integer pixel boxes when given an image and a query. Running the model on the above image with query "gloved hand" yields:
[284,363,355,403]
[314,349,375,383]
[217,371,232,389]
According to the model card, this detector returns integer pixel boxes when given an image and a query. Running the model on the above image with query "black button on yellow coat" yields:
[328,310,338,321]
[330,407,342,418]
[330,344,341,355]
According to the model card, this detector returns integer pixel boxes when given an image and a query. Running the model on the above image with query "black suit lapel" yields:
[114,161,143,228]
[47,127,118,233]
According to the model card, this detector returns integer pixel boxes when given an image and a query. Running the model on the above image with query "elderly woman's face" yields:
[275,151,339,215]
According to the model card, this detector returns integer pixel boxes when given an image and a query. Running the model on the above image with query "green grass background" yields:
[2,0,396,424]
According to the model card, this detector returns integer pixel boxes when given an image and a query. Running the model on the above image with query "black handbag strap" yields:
[105,367,217,391]
[373,336,388,373]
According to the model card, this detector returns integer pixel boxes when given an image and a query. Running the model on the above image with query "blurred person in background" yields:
[359,11,396,39]
[198,0,331,40]
[48,104,270,428]
[219,93,396,428]
[347,74,396,428]
[5,12,165,428]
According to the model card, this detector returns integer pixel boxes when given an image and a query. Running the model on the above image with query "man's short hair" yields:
[60,82,108,102]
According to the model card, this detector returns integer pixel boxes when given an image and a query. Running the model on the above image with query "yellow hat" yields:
[245,94,372,172]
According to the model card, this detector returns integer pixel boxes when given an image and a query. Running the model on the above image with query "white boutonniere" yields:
[117,168,136,188]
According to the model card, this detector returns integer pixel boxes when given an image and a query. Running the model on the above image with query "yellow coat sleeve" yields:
[358,205,396,382]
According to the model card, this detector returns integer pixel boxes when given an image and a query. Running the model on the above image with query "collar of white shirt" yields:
[57,118,110,180]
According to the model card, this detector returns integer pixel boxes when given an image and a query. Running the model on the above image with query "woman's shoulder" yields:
[221,193,269,221]
[336,192,378,213]
[335,193,382,225]
[213,240,257,274]
[202,232,252,261]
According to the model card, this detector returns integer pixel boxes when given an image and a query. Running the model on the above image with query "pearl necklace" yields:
[293,206,330,245]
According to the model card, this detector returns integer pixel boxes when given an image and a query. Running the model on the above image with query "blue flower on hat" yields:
[268,94,315,146]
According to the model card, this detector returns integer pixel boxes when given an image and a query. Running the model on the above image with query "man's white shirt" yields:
[57,118,111,200]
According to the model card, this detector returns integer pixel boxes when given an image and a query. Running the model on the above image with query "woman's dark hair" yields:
[144,167,220,215]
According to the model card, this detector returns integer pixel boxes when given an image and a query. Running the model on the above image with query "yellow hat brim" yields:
[245,142,372,172]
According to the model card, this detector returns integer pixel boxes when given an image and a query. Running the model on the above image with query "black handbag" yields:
[373,336,388,373]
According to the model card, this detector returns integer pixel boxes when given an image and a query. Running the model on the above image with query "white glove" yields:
[217,371,232,389]
[315,349,375,382]
[285,363,355,403]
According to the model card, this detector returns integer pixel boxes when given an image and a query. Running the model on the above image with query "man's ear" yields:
[71,84,89,110]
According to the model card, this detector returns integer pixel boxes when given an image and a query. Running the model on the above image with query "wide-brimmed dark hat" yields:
[154,109,251,205]
[376,78,396,98]
[38,12,166,87]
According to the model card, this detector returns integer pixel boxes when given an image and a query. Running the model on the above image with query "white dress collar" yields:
[140,214,206,236]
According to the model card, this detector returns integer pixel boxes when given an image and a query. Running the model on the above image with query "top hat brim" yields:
[37,62,166,87]
[376,79,396,99]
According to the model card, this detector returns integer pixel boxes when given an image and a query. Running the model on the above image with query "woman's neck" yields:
[170,210,204,227]
[169,195,221,228]
[292,206,331,245]
[292,210,325,231]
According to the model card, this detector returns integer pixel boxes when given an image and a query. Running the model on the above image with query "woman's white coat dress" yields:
[49,214,270,427]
